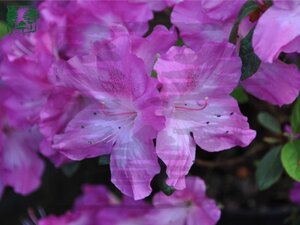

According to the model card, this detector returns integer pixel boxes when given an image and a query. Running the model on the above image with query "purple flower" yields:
[242,61,300,106]
[0,86,44,196]
[171,0,246,49]
[50,32,169,199]
[145,176,221,225]
[290,182,300,204]
[154,43,256,189]
[253,0,300,63]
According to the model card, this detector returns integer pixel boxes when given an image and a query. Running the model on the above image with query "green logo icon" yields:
[6,5,39,34]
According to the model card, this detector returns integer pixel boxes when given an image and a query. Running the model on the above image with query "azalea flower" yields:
[145,176,221,225]
[39,184,119,225]
[39,0,154,57]
[51,32,168,199]
[154,43,256,189]
[39,184,151,225]
[253,0,300,63]
[241,60,300,106]
[171,0,246,50]
[0,86,44,196]
[290,182,300,204]
[171,0,300,106]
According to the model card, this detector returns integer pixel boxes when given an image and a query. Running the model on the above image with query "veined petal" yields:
[155,43,241,99]
[253,6,300,62]
[190,97,256,151]
[1,128,44,195]
[52,104,119,160]
[242,61,300,106]
[156,118,196,190]
[110,134,160,200]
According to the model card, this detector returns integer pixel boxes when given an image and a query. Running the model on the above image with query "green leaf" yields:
[281,140,300,182]
[98,154,110,165]
[151,70,157,78]
[230,86,249,104]
[255,146,283,190]
[239,28,261,80]
[229,0,260,44]
[257,112,281,133]
[61,162,80,177]
[176,38,184,46]
[291,96,300,134]
[0,21,8,39]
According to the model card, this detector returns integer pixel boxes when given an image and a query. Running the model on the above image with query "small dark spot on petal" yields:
[93,112,97,116]
[118,126,121,129]
[225,130,229,134]
[184,103,187,106]
[217,115,221,117]
[81,125,85,129]
[206,121,210,124]
[230,112,234,115]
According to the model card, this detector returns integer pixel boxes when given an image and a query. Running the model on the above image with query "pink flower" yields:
[39,88,88,167]
[39,183,150,225]
[154,43,256,189]
[51,34,165,200]
[242,61,300,106]
[0,86,44,196]
[290,182,300,204]
[146,176,221,225]
[39,184,118,225]
[171,0,246,49]
[39,0,154,57]
[253,0,300,63]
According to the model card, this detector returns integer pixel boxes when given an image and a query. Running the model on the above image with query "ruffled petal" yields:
[253,6,300,62]
[155,43,241,99]
[132,25,177,74]
[52,104,116,160]
[110,134,160,200]
[156,118,196,189]
[1,128,44,195]
[242,61,300,106]
[191,97,256,151]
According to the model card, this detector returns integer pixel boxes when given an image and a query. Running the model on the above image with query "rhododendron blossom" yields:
[154,42,256,189]
[51,34,166,200]
[253,0,300,63]
[146,177,220,225]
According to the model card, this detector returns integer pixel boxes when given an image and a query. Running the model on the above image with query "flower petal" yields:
[110,134,160,200]
[253,6,300,62]
[191,97,256,151]
[156,118,196,190]
[242,61,300,106]
[52,104,115,160]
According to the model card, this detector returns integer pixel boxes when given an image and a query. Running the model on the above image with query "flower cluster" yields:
[0,0,299,224]
[39,176,220,225]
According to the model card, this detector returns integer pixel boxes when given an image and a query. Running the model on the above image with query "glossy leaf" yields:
[61,162,80,178]
[258,112,281,134]
[98,154,110,166]
[229,0,260,44]
[231,86,249,104]
[281,140,300,182]
[239,28,261,80]
[0,21,8,39]
[291,96,300,134]
[255,146,283,190]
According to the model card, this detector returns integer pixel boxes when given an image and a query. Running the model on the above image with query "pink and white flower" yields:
[154,43,256,189]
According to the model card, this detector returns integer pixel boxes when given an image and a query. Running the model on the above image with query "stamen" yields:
[104,111,137,116]
[175,97,208,111]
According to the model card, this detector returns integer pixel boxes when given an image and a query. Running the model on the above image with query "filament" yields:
[175,97,208,111]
